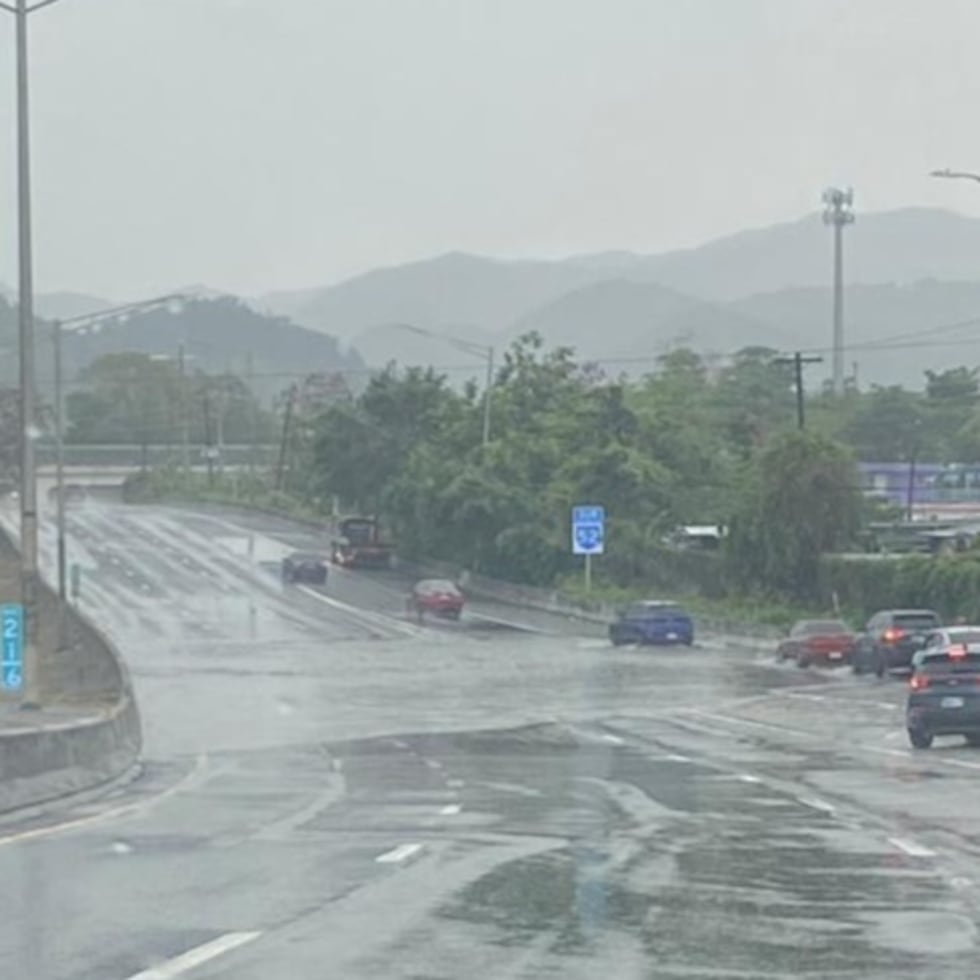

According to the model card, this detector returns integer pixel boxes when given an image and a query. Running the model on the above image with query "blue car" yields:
[609,601,694,647]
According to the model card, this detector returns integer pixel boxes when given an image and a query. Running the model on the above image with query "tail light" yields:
[949,644,967,659]
[910,673,929,691]
[883,627,905,643]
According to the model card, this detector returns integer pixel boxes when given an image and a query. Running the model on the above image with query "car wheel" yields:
[796,652,810,669]
[908,728,933,750]
[852,657,866,675]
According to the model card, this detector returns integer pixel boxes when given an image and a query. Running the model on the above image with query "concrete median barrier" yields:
[0,525,142,815]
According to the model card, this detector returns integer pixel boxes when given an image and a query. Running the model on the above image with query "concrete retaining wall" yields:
[0,525,142,815]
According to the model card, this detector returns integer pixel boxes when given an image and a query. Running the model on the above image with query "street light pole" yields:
[15,0,40,708]
[393,323,494,447]
[52,320,71,649]
[481,346,494,448]
[929,168,980,184]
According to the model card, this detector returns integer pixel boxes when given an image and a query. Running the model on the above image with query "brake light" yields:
[910,673,929,690]
[883,627,905,643]
[949,644,968,660]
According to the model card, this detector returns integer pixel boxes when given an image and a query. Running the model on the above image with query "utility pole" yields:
[53,321,69,650]
[774,352,824,429]
[202,389,215,488]
[822,187,855,396]
[275,385,296,492]
[178,342,190,472]
[16,0,39,709]
[482,346,494,448]
[246,350,256,477]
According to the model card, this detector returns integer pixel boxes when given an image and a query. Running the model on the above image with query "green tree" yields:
[726,429,862,599]
[711,346,795,456]
[842,385,929,461]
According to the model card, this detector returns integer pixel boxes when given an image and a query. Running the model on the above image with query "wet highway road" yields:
[2,500,980,977]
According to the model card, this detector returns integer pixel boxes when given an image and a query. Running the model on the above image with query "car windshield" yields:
[793,620,848,636]
[626,603,683,618]
[894,613,942,630]
[919,651,980,673]
[943,629,980,645]
[9,5,980,978]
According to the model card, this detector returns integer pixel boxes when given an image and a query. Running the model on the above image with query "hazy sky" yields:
[0,0,977,300]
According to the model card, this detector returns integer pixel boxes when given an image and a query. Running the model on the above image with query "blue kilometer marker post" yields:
[571,505,605,592]
[1,603,24,692]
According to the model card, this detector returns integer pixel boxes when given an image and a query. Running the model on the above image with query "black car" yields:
[281,551,328,585]
[907,641,980,748]
[852,608,942,677]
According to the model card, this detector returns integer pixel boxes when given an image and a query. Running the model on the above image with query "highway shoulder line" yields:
[376,842,424,864]
[126,931,261,979]
[888,836,937,858]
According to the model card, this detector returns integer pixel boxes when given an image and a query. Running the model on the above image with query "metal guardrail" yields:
[395,556,779,641]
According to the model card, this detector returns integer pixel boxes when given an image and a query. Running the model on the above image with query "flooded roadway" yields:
[0,499,977,978]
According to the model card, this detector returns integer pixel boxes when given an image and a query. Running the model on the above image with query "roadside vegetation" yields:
[98,334,980,626]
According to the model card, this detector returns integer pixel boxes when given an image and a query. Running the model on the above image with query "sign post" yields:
[1,603,24,693]
[571,505,605,592]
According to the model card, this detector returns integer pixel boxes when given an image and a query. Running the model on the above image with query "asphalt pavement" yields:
[1,498,979,978]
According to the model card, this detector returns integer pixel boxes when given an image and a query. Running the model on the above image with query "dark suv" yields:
[852,609,942,677]
[907,642,980,749]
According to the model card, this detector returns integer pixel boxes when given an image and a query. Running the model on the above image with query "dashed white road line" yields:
[738,773,762,783]
[797,796,836,814]
[440,804,462,816]
[376,842,424,864]
[424,759,443,770]
[888,837,937,859]
[447,778,465,789]
[600,733,625,745]
[125,931,261,979]
[666,753,691,762]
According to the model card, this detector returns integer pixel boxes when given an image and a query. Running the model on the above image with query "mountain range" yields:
[7,206,980,394]
[254,207,980,389]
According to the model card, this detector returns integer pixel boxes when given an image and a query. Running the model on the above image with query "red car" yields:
[776,619,856,668]
[408,579,465,621]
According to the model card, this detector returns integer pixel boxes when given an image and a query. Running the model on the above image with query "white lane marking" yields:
[785,692,826,703]
[391,740,408,749]
[889,837,937,859]
[865,746,912,759]
[666,753,691,762]
[797,796,836,814]
[125,931,261,979]
[601,733,625,745]
[424,759,443,770]
[297,585,426,639]
[686,708,811,739]
[738,773,762,783]
[376,842,424,864]
[884,731,903,741]
[440,804,462,816]
[466,611,549,634]
[935,756,980,772]
[0,754,210,849]
[447,778,465,789]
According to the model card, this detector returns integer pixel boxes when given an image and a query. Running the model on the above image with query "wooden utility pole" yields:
[774,352,824,429]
